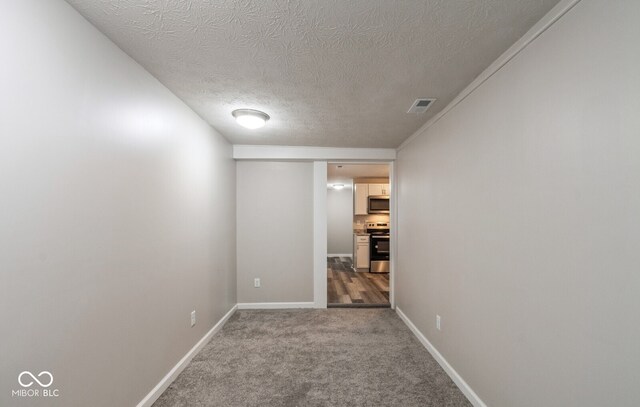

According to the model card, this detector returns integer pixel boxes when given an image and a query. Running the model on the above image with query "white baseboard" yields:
[327,253,353,258]
[136,304,238,407]
[237,302,316,309]
[395,307,487,407]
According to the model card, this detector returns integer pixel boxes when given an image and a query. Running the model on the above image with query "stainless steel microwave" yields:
[368,195,390,214]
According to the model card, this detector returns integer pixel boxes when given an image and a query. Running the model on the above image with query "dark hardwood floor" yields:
[327,257,390,307]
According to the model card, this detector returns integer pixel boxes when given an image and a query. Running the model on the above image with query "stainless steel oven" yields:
[367,222,390,273]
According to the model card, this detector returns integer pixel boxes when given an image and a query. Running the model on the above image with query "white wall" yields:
[396,1,640,406]
[236,161,314,303]
[0,1,236,406]
[327,187,353,256]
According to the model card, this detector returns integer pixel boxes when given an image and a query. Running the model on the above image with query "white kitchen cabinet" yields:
[354,183,369,215]
[354,234,370,270]
[368,184,390,196]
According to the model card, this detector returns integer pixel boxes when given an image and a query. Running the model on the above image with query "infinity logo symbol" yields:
[18,371,53,388]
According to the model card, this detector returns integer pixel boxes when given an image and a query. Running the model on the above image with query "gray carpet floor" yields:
[153,309,471,407]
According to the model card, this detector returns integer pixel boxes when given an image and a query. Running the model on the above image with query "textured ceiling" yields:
[328,164,389,184]
[66,0,559,148]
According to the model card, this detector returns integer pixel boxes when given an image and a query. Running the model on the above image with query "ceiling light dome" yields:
[232,109,270,129]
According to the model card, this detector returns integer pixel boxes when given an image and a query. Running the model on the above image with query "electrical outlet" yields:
[436,315,441,331]
[254,278,261,288]
[191,310,196,327]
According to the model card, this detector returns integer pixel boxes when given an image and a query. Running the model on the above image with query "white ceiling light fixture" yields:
[332,184,345,190]
[232,109,270,129]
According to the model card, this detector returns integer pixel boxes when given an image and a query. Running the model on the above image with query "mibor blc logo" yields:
[11,371,60,398]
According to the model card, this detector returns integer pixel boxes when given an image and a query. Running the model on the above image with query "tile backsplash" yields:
[354,214,390,232]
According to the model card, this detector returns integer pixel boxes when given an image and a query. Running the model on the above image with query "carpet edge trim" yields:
[136,304,238,407]
[395,306,487,407]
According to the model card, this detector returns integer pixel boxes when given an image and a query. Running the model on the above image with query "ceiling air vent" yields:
[407,98,436,114]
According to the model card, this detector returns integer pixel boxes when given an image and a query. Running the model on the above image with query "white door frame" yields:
[233,147,395,309]
[313,161,328,308]
[389,160,396,309]
[314,160,396,309]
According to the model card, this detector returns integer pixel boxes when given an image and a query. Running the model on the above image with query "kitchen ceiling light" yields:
[232,109,270,129]
[332,184,345,190]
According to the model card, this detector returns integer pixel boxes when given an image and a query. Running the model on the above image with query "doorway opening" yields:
[326,163,391,308]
